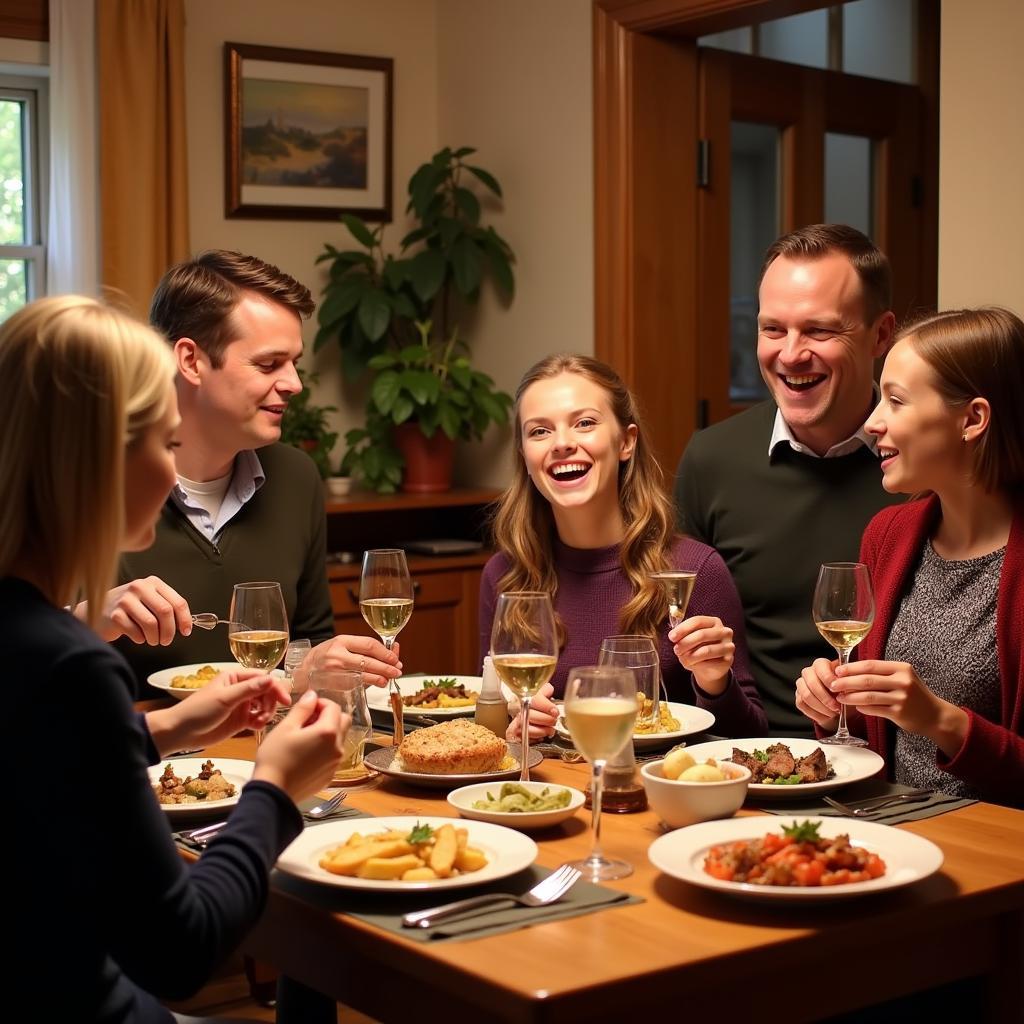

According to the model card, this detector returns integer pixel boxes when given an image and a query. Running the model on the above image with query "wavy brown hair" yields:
[490,354,676,647]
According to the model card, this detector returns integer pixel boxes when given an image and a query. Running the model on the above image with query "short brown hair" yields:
[760,224,892,324]
[900,307,1024,494]
[149,250,315,366]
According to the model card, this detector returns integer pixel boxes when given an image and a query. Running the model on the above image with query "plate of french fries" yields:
[275,815,538,891]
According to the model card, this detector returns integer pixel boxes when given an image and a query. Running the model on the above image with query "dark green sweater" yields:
[675,402,902,736]
[116,443,334,696]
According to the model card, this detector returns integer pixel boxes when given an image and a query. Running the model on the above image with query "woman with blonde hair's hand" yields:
[254,689,348,801]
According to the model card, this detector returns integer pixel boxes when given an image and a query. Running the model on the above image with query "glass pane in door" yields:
[0,99,25,245]
[730,122,778,404]
[843,0,916,85]
[824,132,874,238]
[0,259,27,321]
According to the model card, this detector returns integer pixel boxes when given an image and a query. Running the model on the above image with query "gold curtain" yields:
[97,0,189,317]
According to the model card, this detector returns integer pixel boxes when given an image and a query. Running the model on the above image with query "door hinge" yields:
[697,139,710,189]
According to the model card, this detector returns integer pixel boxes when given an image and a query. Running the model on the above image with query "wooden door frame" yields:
[593,0,939,468]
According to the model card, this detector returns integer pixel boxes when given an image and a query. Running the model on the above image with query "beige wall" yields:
[182,0,593,487]
[938,0,1024,309]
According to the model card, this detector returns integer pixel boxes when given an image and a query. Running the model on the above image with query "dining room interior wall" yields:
[434,0,594,488]
[182,0,441,474]
[181,0,594,489]
[938,0,1024,310]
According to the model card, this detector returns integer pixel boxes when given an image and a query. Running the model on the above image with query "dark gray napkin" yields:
[173,797,373,853]
[273,863,641,943]
[756,779,976,825]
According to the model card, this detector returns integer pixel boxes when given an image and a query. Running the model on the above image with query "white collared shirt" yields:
[767,387,880,459]
[171,449,266,541]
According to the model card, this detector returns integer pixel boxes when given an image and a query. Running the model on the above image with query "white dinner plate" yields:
[648,814,944,902]
[555,701,716,751]
[148,757,254,818]
[276,814,538,892]
[147,662,285,701]
[681,737,885,798]
[364,743,544,790]
[366,675,484,717]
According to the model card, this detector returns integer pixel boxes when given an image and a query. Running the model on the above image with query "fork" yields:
[823,792,931,817]
[401,864,582,929]
[304,792,347,820]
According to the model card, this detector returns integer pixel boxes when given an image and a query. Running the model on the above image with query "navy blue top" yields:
[4,577,302,1023]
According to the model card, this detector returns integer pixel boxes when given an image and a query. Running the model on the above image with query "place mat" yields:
[173,797,374,853]
[755,780,976,825]
[272,864,641,943]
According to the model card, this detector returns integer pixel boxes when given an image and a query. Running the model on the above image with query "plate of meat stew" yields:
[366,675,483,717]
[680,738,884,799]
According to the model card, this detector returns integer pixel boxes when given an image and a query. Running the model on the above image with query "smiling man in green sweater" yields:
[76,250,400,697]
[675,225,903,736]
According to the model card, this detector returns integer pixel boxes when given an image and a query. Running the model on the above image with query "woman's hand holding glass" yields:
[253,690,349,802]
[296,634,402,691]
[669,615,735,695]
[504,681,559,741]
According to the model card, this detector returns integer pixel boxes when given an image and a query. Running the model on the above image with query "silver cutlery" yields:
[304,792,346,820]
[823,792,932,817]
[401,864,582,929]
[535,743,584,763]
[186,819,227,846]
[190,613,244,630]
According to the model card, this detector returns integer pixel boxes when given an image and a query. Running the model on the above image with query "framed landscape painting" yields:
[224,42,393,221]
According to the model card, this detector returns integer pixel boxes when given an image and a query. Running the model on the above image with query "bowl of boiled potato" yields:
[640,748,751,829]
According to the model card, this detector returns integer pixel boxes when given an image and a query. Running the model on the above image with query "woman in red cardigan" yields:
[796,307,1023,807]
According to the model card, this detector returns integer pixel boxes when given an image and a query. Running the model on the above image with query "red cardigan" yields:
[848,495,1024,808]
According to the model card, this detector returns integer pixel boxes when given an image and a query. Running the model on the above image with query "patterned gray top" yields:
[885,541,1004,797]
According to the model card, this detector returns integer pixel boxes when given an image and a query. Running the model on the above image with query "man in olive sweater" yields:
[675,225,902,736]
[79,250,400,697]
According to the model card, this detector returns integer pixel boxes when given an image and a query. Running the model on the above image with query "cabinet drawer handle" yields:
[348,581,421,604]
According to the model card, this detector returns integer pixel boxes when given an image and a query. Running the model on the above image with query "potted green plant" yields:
[314,146,515,493]
[280,368,338,480]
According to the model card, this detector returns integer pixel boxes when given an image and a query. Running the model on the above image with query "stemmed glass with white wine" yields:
[489,592,558,783]
[359,549,414,741]
[650,570,697,628]
[228,582,289,671]
[813,562,874,747]
[563,665,637,881]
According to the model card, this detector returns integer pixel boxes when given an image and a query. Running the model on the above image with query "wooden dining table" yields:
[198,732,1024,1024]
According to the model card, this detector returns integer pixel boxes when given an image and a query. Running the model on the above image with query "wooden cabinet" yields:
[324,488,499,676]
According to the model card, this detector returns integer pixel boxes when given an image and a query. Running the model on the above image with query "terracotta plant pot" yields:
[393,422,455,493]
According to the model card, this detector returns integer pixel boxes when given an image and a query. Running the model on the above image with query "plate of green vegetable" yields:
[447,781,585,829]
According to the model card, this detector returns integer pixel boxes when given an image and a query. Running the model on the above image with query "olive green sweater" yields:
[116,443,334,696]
[675,402,902,736]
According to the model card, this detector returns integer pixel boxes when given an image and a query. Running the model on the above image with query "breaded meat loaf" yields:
[399,719,507,774]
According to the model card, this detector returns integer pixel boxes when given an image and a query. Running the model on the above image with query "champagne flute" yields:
[650,570,697,628]
[813,562,874,747]
[228,582,289,670]
[563,665,637,881]
[489,591,558,782]
[360,549,414,742]
[309,668,373,783]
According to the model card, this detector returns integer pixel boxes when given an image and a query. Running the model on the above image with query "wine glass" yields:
[489,591,558,782]
[812,562,874,747]
[360,549,414,741]
[563,665,637,881]
[598,635,661,728]
[228,582,289,670]
[650,570,697,628]
[309,668,373,783]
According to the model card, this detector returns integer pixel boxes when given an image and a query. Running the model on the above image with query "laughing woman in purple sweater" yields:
[479,354,766,739]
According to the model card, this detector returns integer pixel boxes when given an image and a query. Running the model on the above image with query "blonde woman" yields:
[797,308,1024,806]
[480,354,766,738]
[1,297,345,1023]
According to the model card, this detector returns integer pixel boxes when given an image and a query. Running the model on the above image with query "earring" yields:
[962,433,969,443]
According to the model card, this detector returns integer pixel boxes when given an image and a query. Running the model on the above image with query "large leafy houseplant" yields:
[315,146,515,493]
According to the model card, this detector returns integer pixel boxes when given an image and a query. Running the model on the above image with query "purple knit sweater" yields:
[479,537,767,737]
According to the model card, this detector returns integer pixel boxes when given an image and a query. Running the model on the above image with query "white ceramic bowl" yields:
[447,781,585,830]
[325,476,353,498]
[640,759,751,830]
